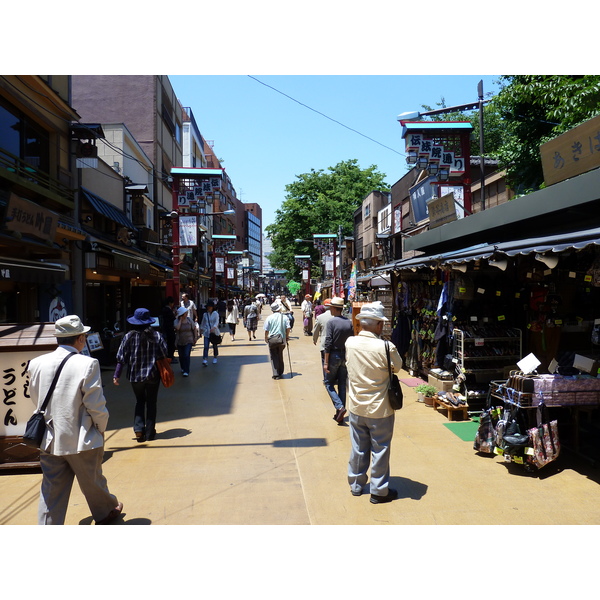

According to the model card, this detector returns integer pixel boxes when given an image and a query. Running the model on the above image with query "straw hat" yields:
[330,297,344,308]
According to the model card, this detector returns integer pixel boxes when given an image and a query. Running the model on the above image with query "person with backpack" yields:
[243,296,259,341]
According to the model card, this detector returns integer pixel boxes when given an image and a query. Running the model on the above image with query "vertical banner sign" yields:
[227,267,234,280]
[215,257,225,273]
[302,268,309,281]
[1,351,40,437]
[179,216,198,247]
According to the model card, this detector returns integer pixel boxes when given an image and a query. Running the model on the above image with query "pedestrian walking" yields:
[323,297,354,424]
[181,292,198,322]
[28,315,122,525]
[113,308,168,443]
[313,299,325,319]
[301,294,314,336]
[312,298,333,382]
[226,299,239,341]
[200,300,221,365]
[345,301,402,504]
[243,296,259,340]
[160,296,177,363]
[263,301,291,379]
[278,295,294,331]
[174,306,198,376]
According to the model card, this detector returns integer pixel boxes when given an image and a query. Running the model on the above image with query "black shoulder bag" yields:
[22,352,76,448]
[385,341,403,410]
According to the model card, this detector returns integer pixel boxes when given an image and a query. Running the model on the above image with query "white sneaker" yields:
[212,358,218,364]
[202,360,208,366]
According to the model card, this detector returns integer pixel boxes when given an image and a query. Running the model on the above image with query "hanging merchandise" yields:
[526,403,560,470]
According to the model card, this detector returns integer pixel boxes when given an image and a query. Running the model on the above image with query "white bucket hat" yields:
[54,315,91,337]
[356,301,388,322]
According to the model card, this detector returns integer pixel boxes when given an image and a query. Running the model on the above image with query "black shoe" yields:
[135,430,146,443]
[370,488,398,504]
[351,488,363,497]
[334,407,347,423]
[147,429,156,441]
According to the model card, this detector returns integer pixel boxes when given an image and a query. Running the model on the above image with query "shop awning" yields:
[0,257,68,284]
[377,226,600,272]
[81,188,136,230]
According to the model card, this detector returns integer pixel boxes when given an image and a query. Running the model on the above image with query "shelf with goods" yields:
[452,326,522,410]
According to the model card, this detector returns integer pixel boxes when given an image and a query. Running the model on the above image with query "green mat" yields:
[443,418,480,442]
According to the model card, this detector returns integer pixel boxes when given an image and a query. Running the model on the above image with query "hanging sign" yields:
[179,216,198,246]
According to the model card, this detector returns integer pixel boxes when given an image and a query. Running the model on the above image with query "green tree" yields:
[266,159,389,279]
[491,75,600,191]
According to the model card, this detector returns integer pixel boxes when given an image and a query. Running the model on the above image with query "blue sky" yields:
[169,75,501,229]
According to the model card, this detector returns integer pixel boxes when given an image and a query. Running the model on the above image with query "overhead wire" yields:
[247,75,405,157]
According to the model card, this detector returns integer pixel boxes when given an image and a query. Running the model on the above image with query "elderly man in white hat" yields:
[263,301,291,379]
[345,301,403,504]
[27,315,122,524]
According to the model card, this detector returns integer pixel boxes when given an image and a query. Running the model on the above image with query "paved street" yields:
[3,305,600,527]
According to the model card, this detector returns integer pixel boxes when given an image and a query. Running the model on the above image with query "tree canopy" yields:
[491,75,600,191]
[266,159,389,279]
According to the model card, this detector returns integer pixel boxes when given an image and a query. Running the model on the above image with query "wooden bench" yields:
[432,395,469,421]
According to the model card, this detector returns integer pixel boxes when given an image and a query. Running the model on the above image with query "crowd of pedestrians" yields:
[26,289,403,524]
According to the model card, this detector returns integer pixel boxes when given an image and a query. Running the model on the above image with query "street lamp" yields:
[313,233,338,295]
[211,234,237,296]
[398,79,489,210]
[294,255,312,296]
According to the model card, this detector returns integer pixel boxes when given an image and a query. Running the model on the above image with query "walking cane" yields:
[286,338,293,378]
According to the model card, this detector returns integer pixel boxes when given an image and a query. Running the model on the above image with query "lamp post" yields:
[313,233,338,295]
[398,80,489,211]
[294,255,312,296]
[211,234,237,297]
[169,166,226,301]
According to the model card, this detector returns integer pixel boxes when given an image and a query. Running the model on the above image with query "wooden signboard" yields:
[540,114,600,186]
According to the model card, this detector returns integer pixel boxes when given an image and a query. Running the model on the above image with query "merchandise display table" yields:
[432,395,469,421]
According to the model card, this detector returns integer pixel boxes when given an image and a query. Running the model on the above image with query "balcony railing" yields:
[0,149,74,205]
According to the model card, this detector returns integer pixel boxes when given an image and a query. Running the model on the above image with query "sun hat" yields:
[270,302,281,312]
[54,315,91,337]
[305,294,311,299]
[330,297,345,308]
[127,308,157,326]
[176,306,189,318]
[356,301,388,322]
[323,299,332,307]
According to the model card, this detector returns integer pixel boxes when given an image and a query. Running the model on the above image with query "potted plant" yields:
[415,384,438,406]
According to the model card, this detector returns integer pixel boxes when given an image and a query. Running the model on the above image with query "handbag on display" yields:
[473,406,499,454]
[156,357,175,388]
[385,341,403,410]
[22,352,76,448]
[527,403,560,469]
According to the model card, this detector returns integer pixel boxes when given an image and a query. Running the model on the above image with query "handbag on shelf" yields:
[22,352,75,448]
[385,341,403,410]
[156,356,175,388]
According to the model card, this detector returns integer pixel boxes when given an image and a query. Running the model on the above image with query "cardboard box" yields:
[428,374,454,393]
[573,354,600,375]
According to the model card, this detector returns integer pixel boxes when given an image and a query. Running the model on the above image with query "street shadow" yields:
[389,476,428,500]
[78,512,152,525]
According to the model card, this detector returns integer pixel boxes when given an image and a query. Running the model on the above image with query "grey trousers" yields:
[38,446,118,525]
[348,411,395,496]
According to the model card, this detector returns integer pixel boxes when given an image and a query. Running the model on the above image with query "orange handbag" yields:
[156,357,175,387]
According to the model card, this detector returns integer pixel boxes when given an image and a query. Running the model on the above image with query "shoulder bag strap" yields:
[39,351,76,413]
[384,340,393,383]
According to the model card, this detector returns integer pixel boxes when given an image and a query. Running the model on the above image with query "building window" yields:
[0,99,49,172]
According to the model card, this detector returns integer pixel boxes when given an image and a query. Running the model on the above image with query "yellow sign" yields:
[540,114,600,186]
